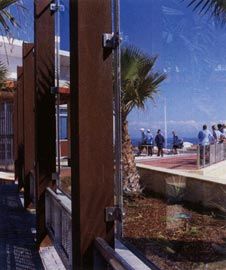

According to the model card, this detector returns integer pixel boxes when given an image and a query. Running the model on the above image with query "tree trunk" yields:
[122,120,141,193]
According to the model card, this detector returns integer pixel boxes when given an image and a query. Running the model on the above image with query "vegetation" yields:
[186,0,226,22]
[0,0,24,90]
[121,46,166,193]
[121,46,166,122]
[0,61,7,89]
[0,0,24,34]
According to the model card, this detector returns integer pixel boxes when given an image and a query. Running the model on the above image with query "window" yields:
[120,1,226,269]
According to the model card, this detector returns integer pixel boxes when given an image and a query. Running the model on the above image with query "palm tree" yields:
[0,0,24,91]
[0,61,7,89]
[186,0,226,22]
[121,46,166,193]
[0,0,24,34]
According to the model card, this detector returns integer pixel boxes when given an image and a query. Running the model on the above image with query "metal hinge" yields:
[105,206,125,222]
[50,3,65,12]
[50,86,59,94]
[102,32,121,49]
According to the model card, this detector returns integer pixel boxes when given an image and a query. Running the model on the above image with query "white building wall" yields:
[0,36,70,85]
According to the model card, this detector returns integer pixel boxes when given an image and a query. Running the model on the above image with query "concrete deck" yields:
[0,184,44,269]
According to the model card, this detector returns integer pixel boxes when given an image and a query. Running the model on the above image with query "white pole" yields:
[164,98,167,149]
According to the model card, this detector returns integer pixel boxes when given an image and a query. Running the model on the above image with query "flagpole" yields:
[164,97,167,149]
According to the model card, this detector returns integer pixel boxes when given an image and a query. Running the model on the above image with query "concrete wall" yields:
[137,164,226,211]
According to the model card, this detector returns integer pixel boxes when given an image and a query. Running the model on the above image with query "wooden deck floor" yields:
[0,184,44,270]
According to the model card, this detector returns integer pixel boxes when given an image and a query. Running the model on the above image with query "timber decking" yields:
[0,184,44,269]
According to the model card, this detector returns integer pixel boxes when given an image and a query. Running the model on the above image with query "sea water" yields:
[131,137,198,148]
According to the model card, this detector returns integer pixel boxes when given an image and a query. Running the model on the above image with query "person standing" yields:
[218,123,224,133]
[223,124,226,138]
[172,131,179,154]
[212,125,223,143]
[198,125,213,166]
[217,123,225,142]
[155,129,165,157]
[198,125,213,146]
[146,129,154,156]
[138,128,146,155]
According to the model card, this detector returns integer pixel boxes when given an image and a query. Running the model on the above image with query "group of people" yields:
[198,123,226,146]
[138,128,164,157]
[138,129,183,157]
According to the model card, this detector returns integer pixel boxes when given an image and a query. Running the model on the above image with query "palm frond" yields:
[185,0,226,22]
[0,0,25,34]
[0,60,7,89]
[121,46,166,120]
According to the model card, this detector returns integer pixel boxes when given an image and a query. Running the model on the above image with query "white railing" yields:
[197,142,226,168]
[45,187,72,269]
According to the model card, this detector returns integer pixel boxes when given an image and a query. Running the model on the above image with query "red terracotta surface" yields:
[60,140,69,157]
[60,167,71,178]
[138,154,198,170]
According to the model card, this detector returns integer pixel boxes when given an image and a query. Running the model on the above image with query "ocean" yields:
[131,137,198,148]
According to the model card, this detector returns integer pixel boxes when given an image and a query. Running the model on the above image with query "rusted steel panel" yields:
[13,83,18,174]
[16,66,24,190]
[70,0,114,268]
[34,0,55,244]
[23,43,35,208]
[67,99,71,162]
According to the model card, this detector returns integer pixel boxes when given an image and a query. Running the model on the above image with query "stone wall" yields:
[137,164,226,211]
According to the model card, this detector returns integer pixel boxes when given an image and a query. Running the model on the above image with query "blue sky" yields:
[8,0,69,48]
[8,0,226,139]
[121,0,226,139]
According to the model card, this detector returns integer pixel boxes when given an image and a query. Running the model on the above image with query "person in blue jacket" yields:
[198,124,214,165]
[138,128,146,155]
[198,125,213,146]
[146,129,154,156]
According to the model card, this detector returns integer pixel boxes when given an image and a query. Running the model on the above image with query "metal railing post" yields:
[203,145,206,167]
[54,201,61,243]
[45,192,50,229]
[197,145,200,169]
[113,0,123,240]
[45,188,72,269]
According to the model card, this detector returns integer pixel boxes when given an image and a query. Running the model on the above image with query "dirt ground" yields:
[59,176,71,195]
[123,194,226,270]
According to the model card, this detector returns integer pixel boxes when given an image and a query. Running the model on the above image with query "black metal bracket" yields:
[50,3,65,12]
[102,32,121,49]
[105,206,125,222]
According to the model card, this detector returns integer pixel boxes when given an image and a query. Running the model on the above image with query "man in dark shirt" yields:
[172,131,179,154]
[155,129,165,157]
